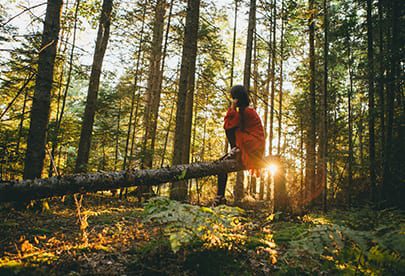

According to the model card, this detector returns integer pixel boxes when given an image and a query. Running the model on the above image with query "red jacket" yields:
[224,107,265,170]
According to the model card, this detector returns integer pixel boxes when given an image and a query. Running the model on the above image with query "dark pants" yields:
[217,128,237,198]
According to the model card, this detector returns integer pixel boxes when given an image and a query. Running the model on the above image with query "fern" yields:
[143,197,247,253]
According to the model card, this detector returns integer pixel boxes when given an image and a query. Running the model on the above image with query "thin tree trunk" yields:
[243,0,256,92]
[129,94,141,162]
[15,85,29,157]
[383,0,400,205]
[170,0,200,201]
[23,0,63,179]
[377,0,385,183]
[49,11,70,177]
[129,51,147,163]
[269,0,277,156]
[75,0,113,173]
[260,15,272,201]
[224,0,239,155]
[114,100,121,171]
[300,117,304,213]
[230,0,238,87]
[123,0,147,171]
[250,32,258,195]
[49,0,81,177]
[252,32,258,109]
[321,0,328,211]
[142,0,167,169]
[306,0,317,201]
[366,0,376,202]
[277,0,284,155]
[236,0,256,202]
[347,37,354,207]
[160,93,176,167]
[152,0,174,166]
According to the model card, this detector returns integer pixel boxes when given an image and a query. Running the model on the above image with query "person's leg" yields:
[215,128,237,205]
[217,173,227,198]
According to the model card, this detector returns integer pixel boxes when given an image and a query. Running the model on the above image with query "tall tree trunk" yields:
[252,32,258,109]
[170,0,200,201]
[260,14,272,201]
[366,0,376,202]
[347,37,354,207]
[306,0,317,202]
[49,0,81,177]
[269,0,276,156]
[142,0,167,169]
[230,0,238,88]
[377,0,385,183]
[321,0,328,211]
[224,0,239,155]
[123,0,147,171]
[383,0,400,205]
[15,85,29,158]
[129,52,147,164]
[300,117,304,212]
[48,14,69,177]
[235,0,256,202]
[250,32,258,195]
[160,68,180,167]
[243,0,256,92]
[75,0,113,173]
[277,0,284,155]
[23,0,63,179]
[114,100,121,171]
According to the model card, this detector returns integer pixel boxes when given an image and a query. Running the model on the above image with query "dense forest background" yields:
[0,0,404,208]
[0,0,404,274]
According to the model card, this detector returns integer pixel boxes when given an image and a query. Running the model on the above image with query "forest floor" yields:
[0,194,404,275]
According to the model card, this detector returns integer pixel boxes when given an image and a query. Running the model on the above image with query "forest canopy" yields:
[0,0,403,208]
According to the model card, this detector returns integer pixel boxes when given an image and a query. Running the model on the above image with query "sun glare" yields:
[267,163,277,176]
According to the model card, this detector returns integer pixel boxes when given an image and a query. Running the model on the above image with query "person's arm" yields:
[224,99,239,129]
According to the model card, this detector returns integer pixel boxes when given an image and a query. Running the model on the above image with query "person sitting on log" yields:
[215,85,265,205]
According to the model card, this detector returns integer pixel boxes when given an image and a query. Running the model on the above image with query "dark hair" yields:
[230,85,250,131]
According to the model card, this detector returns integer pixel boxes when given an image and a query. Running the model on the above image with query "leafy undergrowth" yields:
[0,195,404,275]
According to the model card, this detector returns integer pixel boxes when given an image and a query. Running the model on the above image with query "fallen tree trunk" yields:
[1,158,280,203]
[0,156,285,203]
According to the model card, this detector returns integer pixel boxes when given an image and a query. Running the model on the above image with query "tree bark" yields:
[243,0,256,91]
[260,13,273,201]
[347,36,354,207]
[123,1,147,171]
[306,0,317,202]
[236,0,256,202]
[75,0,113,173]
[277,0,284,155]
[366,0,376,202]
[23,0,63,180]
[114,100,121,171]
[230,0,238,87]
[49,0,81,177]
[321,0,328,212]
[383,0,401,205]
[170,0,200,201]
[377,0,385,182]
[269,0,277,156]
[1,155,279,203]
[142,0,167,169]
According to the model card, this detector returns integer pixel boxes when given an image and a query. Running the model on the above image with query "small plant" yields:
[143,197,247,253]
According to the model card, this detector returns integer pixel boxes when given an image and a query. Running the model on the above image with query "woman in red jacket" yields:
[215,85,265,205]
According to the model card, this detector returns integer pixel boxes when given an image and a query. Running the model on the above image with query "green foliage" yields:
[143,197,247,253]
[277,208,405,274]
